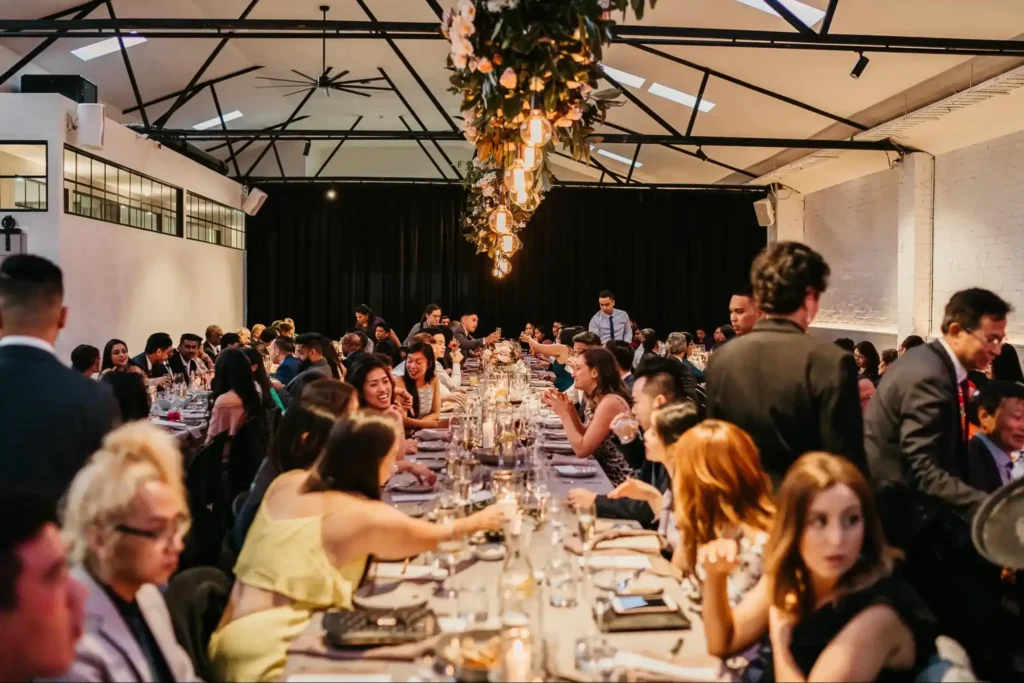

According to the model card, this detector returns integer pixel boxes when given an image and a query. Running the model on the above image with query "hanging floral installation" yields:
[442,0,656,279]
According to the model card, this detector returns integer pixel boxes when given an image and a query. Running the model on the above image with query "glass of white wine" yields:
[435,505,464,598]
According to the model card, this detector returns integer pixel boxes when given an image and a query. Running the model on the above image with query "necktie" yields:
[1006,462,1015,485]
[608,314,615,342]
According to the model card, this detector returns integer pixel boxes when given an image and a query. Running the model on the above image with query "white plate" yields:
[554,465,596,478]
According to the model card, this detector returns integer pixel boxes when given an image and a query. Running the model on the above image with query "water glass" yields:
[457,584,490,630]
[575,636,618,682]
[547,554,579,608]
[610,413,640,444]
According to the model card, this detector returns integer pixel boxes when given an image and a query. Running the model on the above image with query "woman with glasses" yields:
[59,422,198,682]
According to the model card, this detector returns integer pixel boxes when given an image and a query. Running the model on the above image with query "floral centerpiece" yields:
[442,0,656,277]
[483,339,523,368]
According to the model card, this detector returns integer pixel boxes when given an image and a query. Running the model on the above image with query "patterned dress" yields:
[582,395,637,487]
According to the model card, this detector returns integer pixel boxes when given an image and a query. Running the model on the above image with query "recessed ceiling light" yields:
[647,83,716,113]
[599,64,646,89]
[735,0,826,27]
[71,34,147,61]
[595,148,643,168]
[192,110,243,131]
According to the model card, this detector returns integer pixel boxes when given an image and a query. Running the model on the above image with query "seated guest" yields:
[702,452,937,682]
[968,380,1024,493]
[394,329,462,393]
[341,331,369,375]
[285,333,334,396]
[258,326,279,346]
[858,378,876,413]
[276,321,295,339]
[401,341,444,429]
[632,327,659,370]
[251,324,265,342]
[533,324,549,344]
[834,337,855,353]
[203,325,223,361]
[71,344,100,377]
[669,420,774,608]
[551,321,563,339]
[666,331,704,383]
[898,334,925,356]
[605,340,636,391]
[404,303,442,345]
[542,348,636,486]
[451,311,499,352]
[353,305,393,346]
[374,336,400,366]
[374,321,393,346]
[439,314,451,327]
[207,348,264,442]
[232,380,359,550]
[0,254,118,503]
[992,342,1024,383]
[269,336,300,386]
[320,335,343,380]
[243,346,285,413]
[60,422,198,682]
[879,348,898,376]
[237,328,252,347]
[695,328,708,351]
[713,325,736,349]
[572,329,602,354]
[251,326,278,358]
[102,372,151,422]
[166,333,203,378]
[209,412,504,682]
[521,326,577,391]
[130,333,173,380]
[101,338,132,375]
[220,332,243,350]
[0,490,86,682]
[348,354,416,437]
[854,340,881,385]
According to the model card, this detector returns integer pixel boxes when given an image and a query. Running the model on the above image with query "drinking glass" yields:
[547,553,579,608]
[610,413,640,444]
[435,505,464,597]
[575,500,598,572]
[457,584,490,630]
[575,636,618,682]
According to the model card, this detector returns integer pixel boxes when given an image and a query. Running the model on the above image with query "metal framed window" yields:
[62,146,181,236]
[185,193,245,250]
[0,141,47,211]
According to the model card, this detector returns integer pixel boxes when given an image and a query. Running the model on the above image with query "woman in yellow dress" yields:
[209,410,505,682]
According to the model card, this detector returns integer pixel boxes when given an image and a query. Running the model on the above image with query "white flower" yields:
[451,14,475,38]
[499,67,517,89]
[458,0,477,21]
[452,52,469,69]
[580,82,593,97]
[450,35,474,57]
[477,57,494,74]
[567,104,583,120]
[441,8,453,37]
[529,76,545,92]
[486,0,519,11]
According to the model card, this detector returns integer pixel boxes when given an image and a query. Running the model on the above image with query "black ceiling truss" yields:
[399,115,448,180]
[315,115,363,178]
[601,122,759,180]
[0,0,104,86]
[551,150,628,186]
[760,0,817,37]
[122,65,263,116]
[209,82,241,178]
[104,0,148,128]
[377,67,462,180]
[239,176,769,192]
[201,115,309,154]
[821,0,840,37]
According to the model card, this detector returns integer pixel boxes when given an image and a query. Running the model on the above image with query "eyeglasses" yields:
[966,329,1007,348]
[115,519,189,545]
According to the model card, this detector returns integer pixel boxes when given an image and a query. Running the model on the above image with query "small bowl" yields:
[473,543,507,562]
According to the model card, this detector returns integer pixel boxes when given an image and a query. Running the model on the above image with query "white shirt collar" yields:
[937,337,968,384]
[0,335,57,358]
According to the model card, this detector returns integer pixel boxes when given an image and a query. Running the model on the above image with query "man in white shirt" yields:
[967,380,1024,492]
[588,290,630,343]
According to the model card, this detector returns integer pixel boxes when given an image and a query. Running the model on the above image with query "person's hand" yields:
[404,439,419,455]
[485,331,500,344]
[519,332,533,345]
[608,478,658,502]
[567,488,597,509]
[697,539,739,578]
[451,347,463,364]
[198,350,213,367]
[270,378,285,390]
[402,461,437,485]
[768,605,795,650]
[470,505,507,531]
[541,388,571,416]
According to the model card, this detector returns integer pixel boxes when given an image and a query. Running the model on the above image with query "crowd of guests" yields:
[2,241,1023,682]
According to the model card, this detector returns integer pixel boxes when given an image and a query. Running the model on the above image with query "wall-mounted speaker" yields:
[753,197,775,227]
[241,187,268,216]
[77,103,106,149]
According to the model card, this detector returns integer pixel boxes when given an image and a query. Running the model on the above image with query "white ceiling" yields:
[2,0,1024,187]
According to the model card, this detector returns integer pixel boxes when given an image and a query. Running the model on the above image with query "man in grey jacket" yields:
[451,311,499,352]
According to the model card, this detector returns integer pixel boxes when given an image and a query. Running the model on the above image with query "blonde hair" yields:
[765,452,898,619]
[251,323,266,339]
[62,422,189,566]
[238,327,251,337]
[670,420,775,573]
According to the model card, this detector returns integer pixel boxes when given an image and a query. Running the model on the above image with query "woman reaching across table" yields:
[522,325,579,392]
[701,452,937,682]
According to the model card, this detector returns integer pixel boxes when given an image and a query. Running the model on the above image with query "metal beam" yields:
[553,150,626,185]
[761,0,816,37]
[602,121,759,179]
[423,0,444,19]
[271,142,285,177]
[0,1,103,87]
[377,67,462,179]
[600,72,682,137]
[685,72,709,137]
[105,1,148,127]
[593,133,899,151]
[123,65,262,115]
[626,145,642,183]
[153,0,262,128]
[821,0,840,37]
[315,116,364,178]
[399,115,447,179]
[355,0,460,134]
[203,115,309,153]
[241,175,770,191]
[209,83,241,177]
[5,0,105,27]
[242,83,318,178]
[630,43,867,131]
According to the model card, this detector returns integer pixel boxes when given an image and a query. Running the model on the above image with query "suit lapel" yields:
[136,585,182,682]
[75,569,153,682]
[925,340,967,475]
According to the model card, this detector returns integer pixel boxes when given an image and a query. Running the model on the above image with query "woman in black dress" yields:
[701,452,937,682]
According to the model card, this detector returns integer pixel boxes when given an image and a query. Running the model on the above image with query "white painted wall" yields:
[0,93,245,358]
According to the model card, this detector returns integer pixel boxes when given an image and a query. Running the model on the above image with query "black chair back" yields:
[226,415,268,497]
[164,567,233,682]
[180,431,232,570]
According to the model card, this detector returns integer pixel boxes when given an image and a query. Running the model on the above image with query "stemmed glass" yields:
[575,499,598,572]
[434,504,464,598]
[610,413,640,444]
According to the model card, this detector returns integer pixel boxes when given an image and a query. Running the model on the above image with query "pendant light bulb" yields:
[488,206,514,235]
[520,110,553,147]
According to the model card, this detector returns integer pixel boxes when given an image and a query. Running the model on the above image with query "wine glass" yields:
[434,505,464,597]
[610,414,640,444]
[575,499,598,571]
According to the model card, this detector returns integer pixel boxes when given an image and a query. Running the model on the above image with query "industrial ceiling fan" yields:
[254,5,389,98]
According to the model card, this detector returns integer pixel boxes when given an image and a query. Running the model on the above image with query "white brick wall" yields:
[932,130,1024,341]
[803,168,899,331]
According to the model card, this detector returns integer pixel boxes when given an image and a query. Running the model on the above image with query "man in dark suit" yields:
[203,324,223,361]
[706,242,865,486]
[0,255,118,502]
[864,288,1011,676]
[129,332,173,379]
[166,333,203,378]
[967,380,1024,494]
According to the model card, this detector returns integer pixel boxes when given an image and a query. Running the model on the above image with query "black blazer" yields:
[966,436,1007,495]
[166,350,198,378]
[705,317,866,486]
[203,342,219,363]
[595,460,670,528]
[864,340,986,523]
[130,352,169,379]
[0,343,119,501]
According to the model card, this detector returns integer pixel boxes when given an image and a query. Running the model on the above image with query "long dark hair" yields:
[101,371,150,422]
[855,341,881,383]
[347,355,394,408]
[993,344,1024,383]
[210,348,264,418]
[580,347,632,406]
[355,304,378,331]
[242,346,275,412]
[559,326,582,347]
[401,341,436,417]
[101,338,128,371]
[420,303,441,325]
[304,410,399,500]
[320,337,343,379]
[269,379,356,473]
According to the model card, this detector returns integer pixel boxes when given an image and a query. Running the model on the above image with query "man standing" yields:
[706,242,865,486]
[451,311,499,352]
[167,333,203,377]
[728,290,760,336]
[129,332,173,379]
[588,290,631,343]
[0,255,118,501]
[203,325,223,361]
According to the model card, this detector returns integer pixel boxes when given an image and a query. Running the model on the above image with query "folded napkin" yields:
[415,440,448,452]
[548,455,588,466]
[595,533,663,554]
[413,428,449,442]
[287,613,441,662]
[562,539,681,580]
[542,442,576,454]
[613,652,723,682]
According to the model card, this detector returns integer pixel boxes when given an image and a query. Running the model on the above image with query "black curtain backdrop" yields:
[245,184,767,341]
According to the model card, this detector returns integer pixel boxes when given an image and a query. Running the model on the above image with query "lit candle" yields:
[504,639,531,682]
[497,493,517,522]
[483,418,495,448]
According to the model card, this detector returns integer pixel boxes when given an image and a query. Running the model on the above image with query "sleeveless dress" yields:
[758,573,938,683]
[583,395,637,487]
[208,478,368,682]
[550,359,574,392]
